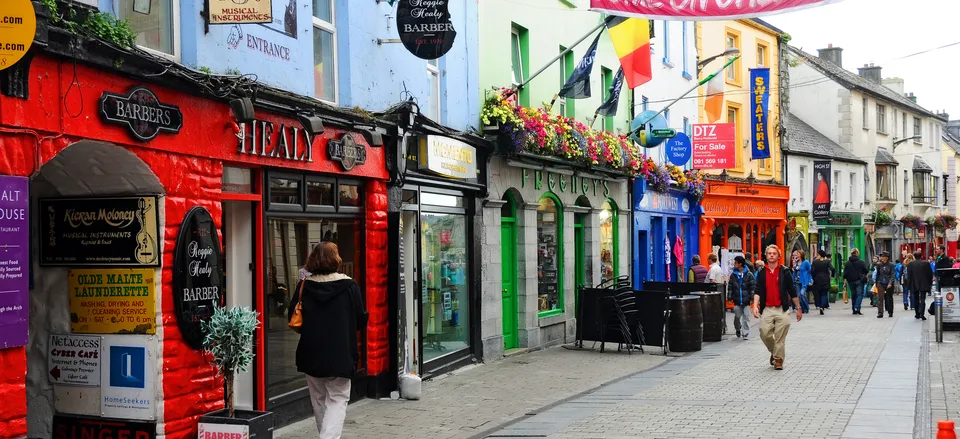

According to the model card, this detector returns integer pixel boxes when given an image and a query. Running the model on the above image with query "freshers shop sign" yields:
[40,196,161,267]
[692,123,735,169]
[0,176,28,348]
[420,135,477,179]
[53,415,156,439]
[397,0,458,60]
[521,169,612,198]
[48,334,101,386]
[68,269,156,334]
[100,335,155,420]
[99,87,183,142]
[174,207,224,350]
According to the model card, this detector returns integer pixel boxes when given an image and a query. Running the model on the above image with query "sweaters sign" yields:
[750,68,771,160]
[589,0,843,20]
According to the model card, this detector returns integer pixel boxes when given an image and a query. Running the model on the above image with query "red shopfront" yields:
[0,51,389,437]
[698,182,789,267]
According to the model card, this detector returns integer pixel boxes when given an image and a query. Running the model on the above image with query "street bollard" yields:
[937,420,957,439]
[937,291,944,343]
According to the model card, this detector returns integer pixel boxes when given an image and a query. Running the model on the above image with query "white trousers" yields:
[306,376,352,439]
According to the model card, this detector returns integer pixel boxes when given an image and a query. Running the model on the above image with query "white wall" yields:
[789,63,844,144]
[223,201,254,411]
[788,155,865,213]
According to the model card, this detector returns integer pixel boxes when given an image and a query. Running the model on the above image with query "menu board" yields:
[537,211,559,312]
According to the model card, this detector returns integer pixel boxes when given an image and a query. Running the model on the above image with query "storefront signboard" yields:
[68,269,156,334]
[420,135,477,179]
[208,0,272,24]
[39,196,161,267]
[173,207,224,350]
[522,169,611,197]
[328,133,368,171]
[0,176,28,348]
[53,415,156,439]
[692,123,735,169]
[99,87,183,142]
[817,213,861,226]
[48,334,102,386]
[666,132,692,166]
[636,190,691,214]
[198,422,249,439]
[0,0,36,72]
[238,119,315,163]
[396,0,457,60]
[702,197,784,219]
[100,335,155,420]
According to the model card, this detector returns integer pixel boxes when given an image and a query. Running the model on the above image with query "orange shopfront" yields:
[698,182,789,267]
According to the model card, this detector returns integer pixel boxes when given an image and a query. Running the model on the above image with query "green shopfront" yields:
[481,155,631,361]
[816,213,865,284]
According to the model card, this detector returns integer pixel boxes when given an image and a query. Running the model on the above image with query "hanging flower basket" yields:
[899,214,925,231]
[873,208,892,228]
[931,214,958,231]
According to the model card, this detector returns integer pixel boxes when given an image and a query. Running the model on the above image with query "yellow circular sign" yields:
[0,0,36,71]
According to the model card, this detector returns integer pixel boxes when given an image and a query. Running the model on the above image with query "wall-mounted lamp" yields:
[746,170,756,186]
[720,169,729,183]
[229,97,255,123]
[297,114,325,140]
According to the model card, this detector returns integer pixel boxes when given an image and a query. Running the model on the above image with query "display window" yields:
[420,211,469,361]
[599,200,618,282]
[537,194,563,316]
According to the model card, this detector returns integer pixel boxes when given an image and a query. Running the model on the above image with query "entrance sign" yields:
[53,415,156,439]
[420,135,477,179]
[666,132,692,166]
[173,207,224,350]
[100,335,155,420]
[396,0,458,59]
[48,334,102,386]
[99,87,183,142]
[0,176,28,348]
[68,269,156,334]
[692,123,735,169]
[208,0,272,24]
[590,0,843,20]
[0,0,36,72]
[40,196,161,267]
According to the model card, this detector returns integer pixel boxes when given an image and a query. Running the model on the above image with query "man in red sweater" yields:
[752,244,801,370]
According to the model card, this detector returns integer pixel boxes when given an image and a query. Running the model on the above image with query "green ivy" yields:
[224,67,241,76]
[41,0,137,49]
[199,66,213,74]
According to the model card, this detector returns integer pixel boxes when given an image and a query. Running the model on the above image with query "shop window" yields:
[265,216,363,400]
[267,172,363,213]
[599,200,618,282]
[339,183,362,208]
[118,0,177,58]
[269,177,300,206]
[537,194,563,316]
[727,224,743,252]
[420,212,470,361]
[876,165,896,201]
[313,0,338,103]
[421,192,463,208]
[711,224,724,248]
[223,166,254,194]
[306,180,334,206]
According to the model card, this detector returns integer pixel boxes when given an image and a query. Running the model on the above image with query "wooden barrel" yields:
[697,292,724,342]
[668,295,702,352]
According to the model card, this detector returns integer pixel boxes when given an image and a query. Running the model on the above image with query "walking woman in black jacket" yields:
[811,250,833,315]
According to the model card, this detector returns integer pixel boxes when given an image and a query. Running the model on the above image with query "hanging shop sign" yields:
[0,0,36,72]
[666,132,692,166]
[0,176,28,349]
[589,0,842,21]
[68,269,156,334]
[39,196,161,267]
[396,0,458,60]
[238,119,315,163]
[818,213,860,227]
[53,415,156,439]
[419,135,477,179]
[692,123,735,169]
[99,87,183,142]
[521,169,611,198]
[208,0,272,24]
[750,68,772,160]
[48,334,102,386]
[328,133,368,171]
[812,160,832,220]
[173,207,224,350]
[100,335,156,420]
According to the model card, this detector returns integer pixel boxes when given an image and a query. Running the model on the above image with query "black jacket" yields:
[843,255,868,284]
[908,259,934,293]
[727,269,756,306]
[289,274,368,379]
[754,265,798,313]
[936,255,954,271]
[811,259,833,290]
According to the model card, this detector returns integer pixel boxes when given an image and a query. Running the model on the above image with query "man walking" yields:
[728,256,756,339]
[842,249,868,315]
[706,253,723,283]
[875,251,896,318]
[752,245,801,370]
[936,245,954,271]
[907,250,932,320]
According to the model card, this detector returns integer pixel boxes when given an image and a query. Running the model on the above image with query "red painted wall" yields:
[364,181,389,375]
[0,348,27,439]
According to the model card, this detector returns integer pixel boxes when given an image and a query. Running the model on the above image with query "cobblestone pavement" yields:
[274,345,668,439]
[929,302,960,437]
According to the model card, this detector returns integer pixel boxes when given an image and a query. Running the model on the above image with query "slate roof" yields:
[875,147,898,165]
[748,18,785,35]
[789,46,946,121]
[783,113,865,164]
[943,131,960,155]
[913,155,933,172]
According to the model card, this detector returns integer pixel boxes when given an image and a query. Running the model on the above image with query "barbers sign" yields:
[99,86,183,142]
[396,0,457,60]
[173,207,224,350]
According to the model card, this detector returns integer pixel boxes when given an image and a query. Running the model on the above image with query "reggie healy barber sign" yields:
[40,197,161,267]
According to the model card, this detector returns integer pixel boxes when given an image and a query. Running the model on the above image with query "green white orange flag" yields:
[704,74,724,123]
[604,16,652,89]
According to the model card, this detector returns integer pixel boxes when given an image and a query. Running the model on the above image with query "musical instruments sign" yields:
[39,196,161,267]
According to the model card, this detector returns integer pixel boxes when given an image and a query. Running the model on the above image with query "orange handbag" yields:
[288,281,305,333]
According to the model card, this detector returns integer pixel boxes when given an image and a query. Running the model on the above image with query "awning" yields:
[875,147,898,165]
[913,156,933,172]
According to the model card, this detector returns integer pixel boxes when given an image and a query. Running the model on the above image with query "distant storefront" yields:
[816,213,865,282]
[632,182,699,286]
[699,181,788,271]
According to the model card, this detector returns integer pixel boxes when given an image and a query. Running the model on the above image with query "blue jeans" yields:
[903,284,913,308]
[850,282,864,312]
[798,286,810,313]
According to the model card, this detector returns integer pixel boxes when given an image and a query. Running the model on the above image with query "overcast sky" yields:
[763,0,959,121]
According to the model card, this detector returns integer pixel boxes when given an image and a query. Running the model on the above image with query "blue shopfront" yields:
[633,181,700,288]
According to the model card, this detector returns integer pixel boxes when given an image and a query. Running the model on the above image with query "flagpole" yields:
[629,55,740,138]
[516,21,607,93]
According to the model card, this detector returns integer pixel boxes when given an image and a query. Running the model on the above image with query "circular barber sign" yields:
[173,207,224,350]
[0,0,36,71]
[396,0,458,59]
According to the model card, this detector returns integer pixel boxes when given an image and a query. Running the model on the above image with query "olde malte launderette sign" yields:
[99,86,183,142]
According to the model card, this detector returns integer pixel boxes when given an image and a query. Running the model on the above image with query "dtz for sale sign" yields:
[692,123,736,169]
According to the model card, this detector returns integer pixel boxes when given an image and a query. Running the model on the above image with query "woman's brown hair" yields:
[304,241,342,275]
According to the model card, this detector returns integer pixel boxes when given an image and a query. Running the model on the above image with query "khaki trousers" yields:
[759,307,791,362]
[306,376,352,439]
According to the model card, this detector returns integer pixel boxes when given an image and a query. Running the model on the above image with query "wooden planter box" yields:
[199,409,274,439]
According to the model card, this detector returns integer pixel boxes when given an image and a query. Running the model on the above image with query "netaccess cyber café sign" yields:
[68,269,156,334]
[420,135,476,179]
[40,197,161,267]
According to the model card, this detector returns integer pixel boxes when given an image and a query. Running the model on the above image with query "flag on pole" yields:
[605,17,652,89]
[596,67,625,117]
[559,32,602,99]
[704,73,725,123]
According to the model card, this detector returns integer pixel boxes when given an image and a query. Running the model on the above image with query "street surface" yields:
[276,298,960,439]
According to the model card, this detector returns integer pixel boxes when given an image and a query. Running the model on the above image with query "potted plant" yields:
[198,306,274,438]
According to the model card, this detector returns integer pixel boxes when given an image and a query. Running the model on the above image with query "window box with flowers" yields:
[872,208,892,228]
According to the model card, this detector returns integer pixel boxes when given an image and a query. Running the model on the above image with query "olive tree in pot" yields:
[198,306,274,438]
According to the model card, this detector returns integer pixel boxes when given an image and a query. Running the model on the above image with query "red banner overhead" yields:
[590,0,843,20]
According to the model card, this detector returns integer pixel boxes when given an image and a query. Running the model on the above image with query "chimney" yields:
[817,44,843,67]
[936,111,950,120]
[905,92,917,103]
[882,77,904,95]
[948,120,960,139]
[858,63,882,83]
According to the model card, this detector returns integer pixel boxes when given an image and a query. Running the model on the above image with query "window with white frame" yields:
[642,95,649,112]
[313,0,337,103]
[511,29,524,86]
[118,0,177,58]
[798,165,806,203]
[662,21,671,65]
[681,22,690,78]
[914,117,922,140]
[902,113,908,136]
[877,165,896,201]
[862,98,868,129]
[876,104,886,133]
[893,109,898,137]
[913,170,932,203]
[833,171,841,205]
[426,58,440,122]
[850,172,858,205]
